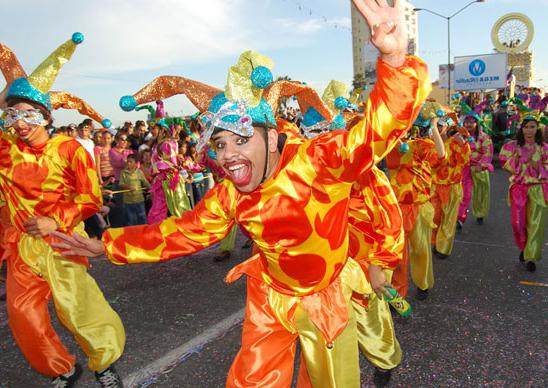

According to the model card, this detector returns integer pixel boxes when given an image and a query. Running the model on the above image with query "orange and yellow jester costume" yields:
[431,134,470,256]
[104,53,429,386]
[387,137,444,298]
[0,35,124,378]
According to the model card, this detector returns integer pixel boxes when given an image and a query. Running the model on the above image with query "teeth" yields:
[228,164,245,171]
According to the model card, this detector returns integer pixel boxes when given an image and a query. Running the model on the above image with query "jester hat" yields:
[0,34,111,128]
[262,79,333,138]
[322,80,351,130]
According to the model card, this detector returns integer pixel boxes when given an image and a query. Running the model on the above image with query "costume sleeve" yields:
[540,144,548,180]
[365,169,404,270]
[428,141,445,169]
[499,141,520,175]
[103,180,236,264]
[50,146,103,231]
[385,146,403,170]
[309,56,430,182]
[478,134,494,171]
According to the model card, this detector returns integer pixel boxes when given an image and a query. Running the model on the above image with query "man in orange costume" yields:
[54,1,430,386]
[387,112,446,301]
[0,34,125,387]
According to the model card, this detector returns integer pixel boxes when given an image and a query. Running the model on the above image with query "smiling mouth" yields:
[224,161,252,186]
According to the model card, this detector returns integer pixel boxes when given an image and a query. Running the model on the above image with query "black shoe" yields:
[456,220,463,231]
[519,251,524,262]
[415,288,428,301]
[433,248,449,260]
[525,261,536,272]
[476,217,484,225]
[95,365,124,388]
[242,239,253,249]
[51,363,82,388]
[214,251,231,262]
[373,367,392,387]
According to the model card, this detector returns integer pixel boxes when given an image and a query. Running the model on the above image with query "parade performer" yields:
[53,2,430,386]
[266,81,404,386]
[431,112,471,258]
[499,113,548,272]
[0,35,124,387]
[457,114,494,228]
[387,102,446,300]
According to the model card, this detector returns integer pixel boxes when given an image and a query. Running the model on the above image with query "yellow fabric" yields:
[267,257,370,335]
[353,270,401,370]
[295,274,360,388]
[219,225,237,253]
[18,228,125,372]
[471,169,490,218]
[225,50,273,107]
[28,38,78,93]
[408,202,435,290]
[322,80,349,115]
[524,185,547,262]
[434,183,463,255]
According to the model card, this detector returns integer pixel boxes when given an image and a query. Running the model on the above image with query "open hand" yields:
[352,0,406,67]
[51,231,105,258]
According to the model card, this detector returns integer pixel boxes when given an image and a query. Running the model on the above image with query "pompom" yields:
[501,100,508,107]
[334,96,349,110]
[250,66,273,89]
[71,32,84,44]
[467,136,474,143]
[399,142,410,154]
[101,118,112,128]
[119,95,137,112]
[436,109,445,118]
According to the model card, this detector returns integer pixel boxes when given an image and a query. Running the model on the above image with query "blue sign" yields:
[469,59,486,76]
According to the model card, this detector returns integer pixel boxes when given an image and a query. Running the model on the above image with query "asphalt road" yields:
[0,167,546,387]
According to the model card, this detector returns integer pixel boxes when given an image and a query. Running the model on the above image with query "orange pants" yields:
[5,246,125,377]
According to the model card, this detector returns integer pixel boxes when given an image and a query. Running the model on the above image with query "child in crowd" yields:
[119,154,151,226]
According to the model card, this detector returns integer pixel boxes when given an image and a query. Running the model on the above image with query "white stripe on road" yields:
[123,308,245,388]
[454,239,510,249]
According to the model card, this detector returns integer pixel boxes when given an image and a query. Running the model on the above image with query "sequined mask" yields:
[2,108,48,127]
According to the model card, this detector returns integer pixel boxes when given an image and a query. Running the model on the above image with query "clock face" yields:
[491,13,534,53]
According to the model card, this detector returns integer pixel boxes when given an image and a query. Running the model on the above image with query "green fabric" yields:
[471,169,490,218]
[163,178,191,217]
[119,168,150,204]
[219,225,237,253]
[524,185,547,262]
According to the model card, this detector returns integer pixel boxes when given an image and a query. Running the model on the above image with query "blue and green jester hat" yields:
[197,50,277,151]
[1,33,112,128]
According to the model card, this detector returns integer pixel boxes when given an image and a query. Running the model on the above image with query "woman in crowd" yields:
[499,115,547,272]
[108,133,134,226]
[94,131,115,186]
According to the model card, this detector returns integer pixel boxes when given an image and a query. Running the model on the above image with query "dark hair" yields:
[135,120,145,128]
[81,118,93,128]
[516,118,543,146]
[126,154,138,162]
[6,96,53,129]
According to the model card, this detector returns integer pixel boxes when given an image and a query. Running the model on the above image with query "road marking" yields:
[454,239,510,248]
[123,308,245,388]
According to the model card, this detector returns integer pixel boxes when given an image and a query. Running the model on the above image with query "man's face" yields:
[212,128,270,193]
[79,125,92,139]
[135,125,144,136]
[7,102,48,143]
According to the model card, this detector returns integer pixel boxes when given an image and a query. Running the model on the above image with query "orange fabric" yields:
[226,276,298,388]
[104,56,431,298]
[5,252,75,377]
[386,138,444,205]
[391,203,420,298]
[432,136,470,185]
[431,184,451,241]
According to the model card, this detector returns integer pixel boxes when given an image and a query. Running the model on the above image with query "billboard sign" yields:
[453,53,508,91]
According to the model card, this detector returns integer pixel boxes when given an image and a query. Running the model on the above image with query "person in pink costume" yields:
[457,114,494,228]
[499,115,548,272]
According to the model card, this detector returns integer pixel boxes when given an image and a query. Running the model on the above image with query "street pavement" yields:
[0,167,546,387]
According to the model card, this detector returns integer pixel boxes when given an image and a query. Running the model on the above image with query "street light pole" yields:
[414,1,485,105]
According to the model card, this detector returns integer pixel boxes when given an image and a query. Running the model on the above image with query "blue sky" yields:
[1,0,546,127]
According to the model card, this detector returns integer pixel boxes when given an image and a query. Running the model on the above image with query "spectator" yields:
[119,154,150,226]
[109,133,134,226]
[94,131,115,186]
[129,120,146,151]
[67,123,78,138]
[184,144,208,205]
[76,119,95,163]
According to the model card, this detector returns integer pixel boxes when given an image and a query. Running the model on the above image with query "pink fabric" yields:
[109,148,134,180]
[469,131,494,172]
[509,184,529,251]
[147,179,167,224]
[458,166,472,222]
